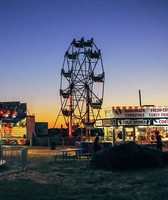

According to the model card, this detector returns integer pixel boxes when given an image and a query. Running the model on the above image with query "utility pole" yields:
[139,90,142,107]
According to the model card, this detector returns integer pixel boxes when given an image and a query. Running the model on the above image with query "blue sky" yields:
[0,0,168,127]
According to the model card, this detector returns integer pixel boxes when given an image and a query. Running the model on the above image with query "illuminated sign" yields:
[95,119,116,127]
[153,119,168,125]
[0,102,26,119]
[95,120,102,127]
[0,102,27,139]
[110,106,168,119]
[2,118,26,138]
[118,119,150,126]
[102,119,116,127]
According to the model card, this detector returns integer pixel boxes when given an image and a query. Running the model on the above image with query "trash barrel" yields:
[50,141,56,150]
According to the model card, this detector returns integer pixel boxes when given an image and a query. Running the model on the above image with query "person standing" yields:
[155,130,163,151]
[93,136,102,154]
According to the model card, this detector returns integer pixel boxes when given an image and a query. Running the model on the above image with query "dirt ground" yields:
[0,146,90,183]
[1,145,168,183]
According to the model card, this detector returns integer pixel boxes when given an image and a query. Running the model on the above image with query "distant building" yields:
[35,122,48,137]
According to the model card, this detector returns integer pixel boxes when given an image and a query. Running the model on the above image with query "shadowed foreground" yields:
[0,146,168,200]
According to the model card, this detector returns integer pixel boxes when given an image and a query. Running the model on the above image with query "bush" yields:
[90,142,165,171]
[162,151,168,164]
[142,147,163,168]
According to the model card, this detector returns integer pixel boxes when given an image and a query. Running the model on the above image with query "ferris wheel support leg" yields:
[69,93,73,137]
[86,86,90,138]
[52,109,62,129]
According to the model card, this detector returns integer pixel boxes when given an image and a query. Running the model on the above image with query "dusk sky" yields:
[0,0,168,128]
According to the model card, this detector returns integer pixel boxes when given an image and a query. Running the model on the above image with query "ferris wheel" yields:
[58,37,105,133]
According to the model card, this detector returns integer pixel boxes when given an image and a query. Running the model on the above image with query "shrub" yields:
[141,146,163,168]
[162,151,168,164]
[90,142,165,171]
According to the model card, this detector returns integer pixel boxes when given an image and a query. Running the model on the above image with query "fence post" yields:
[21,147,28,171]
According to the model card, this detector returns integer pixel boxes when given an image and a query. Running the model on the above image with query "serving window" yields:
[124,127,134,141]
[135,126,168,144]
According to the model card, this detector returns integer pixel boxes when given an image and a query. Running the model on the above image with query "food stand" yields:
[95,106,168,145]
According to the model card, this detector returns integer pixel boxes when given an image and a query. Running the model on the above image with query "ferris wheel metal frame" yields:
[56,37,105,135]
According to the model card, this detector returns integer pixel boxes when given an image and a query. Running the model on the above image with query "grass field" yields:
[0,147,168,200]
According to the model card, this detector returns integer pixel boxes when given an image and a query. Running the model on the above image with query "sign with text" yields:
[153,119,168,125]
[110,106,168,119]
[95,120,102,127]
[118,119,151,126]
[102,119,116,127]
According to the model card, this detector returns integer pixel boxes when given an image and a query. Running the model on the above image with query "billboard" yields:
[0,101,26,119]
[0,102,27,142]
[2,118,26,139]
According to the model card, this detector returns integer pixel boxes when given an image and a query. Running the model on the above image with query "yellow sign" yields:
[102,119,116,127]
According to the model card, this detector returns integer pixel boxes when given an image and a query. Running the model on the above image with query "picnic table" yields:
[55,147,91,162]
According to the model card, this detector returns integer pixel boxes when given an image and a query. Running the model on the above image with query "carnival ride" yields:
[55,38,105,136]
